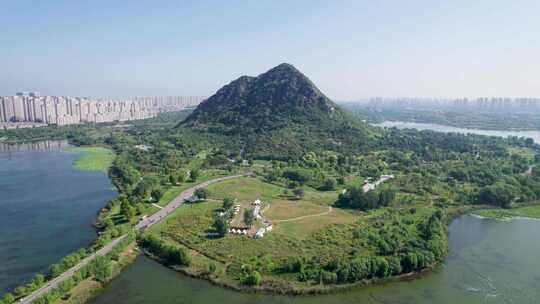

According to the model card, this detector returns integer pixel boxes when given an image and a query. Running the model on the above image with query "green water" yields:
[89,215,540,304]
[0,141,116,294]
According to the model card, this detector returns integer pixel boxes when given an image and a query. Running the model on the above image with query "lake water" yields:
[375,121,540,143]
[0,141,116,294]
[89,215,540,304]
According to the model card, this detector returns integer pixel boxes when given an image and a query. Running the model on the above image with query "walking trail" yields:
[273,206,333,223]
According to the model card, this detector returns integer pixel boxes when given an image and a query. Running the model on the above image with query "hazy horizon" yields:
[2,1,540,99]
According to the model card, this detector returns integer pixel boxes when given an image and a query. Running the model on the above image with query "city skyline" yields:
[2,1,540,99]
[0,94,204,129]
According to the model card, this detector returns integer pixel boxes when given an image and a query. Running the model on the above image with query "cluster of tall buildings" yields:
[0,93,204,128]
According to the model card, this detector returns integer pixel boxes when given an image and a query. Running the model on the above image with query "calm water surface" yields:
[375,121,540,143]
[0,141,116,294]
[90,215,540,304]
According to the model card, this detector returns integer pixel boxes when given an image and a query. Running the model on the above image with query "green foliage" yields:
[242,270,262,286]
[90,256,112,283]
[292,188,305,199]
[134,176,160,199]
[151,188,164,201]
[208,262,217,274]
[477,182,518,208]
[110,153,141,190]
[195,188,210,200]
[1,293,15,304]
[222,197,235,210]
[190,168,200,181]
[321,270,338,284]
[213,217,229,237]
[336,186,396,211]
[177,171,186,183]
[243,209,255,227]
[120,200,135,219]
[138,235,191,266]
[320,177,337,191]
[169,174,177,185]
[283,169,312,185]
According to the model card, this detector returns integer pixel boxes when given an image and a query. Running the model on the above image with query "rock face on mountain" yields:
[180,63,372,157]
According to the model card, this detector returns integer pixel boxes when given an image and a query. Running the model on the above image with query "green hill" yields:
[180,63,375,158]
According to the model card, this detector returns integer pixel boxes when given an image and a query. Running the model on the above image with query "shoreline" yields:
[81,198,539,300]
[108,203,475,298]
[56,242,139,304]
[139,250,446,296]
[141,250,443,296]
[470,212,540,222]
[133,208,461,297]
[372,119,540,132]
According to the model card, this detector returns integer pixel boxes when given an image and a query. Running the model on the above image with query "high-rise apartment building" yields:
[0,95,204,128]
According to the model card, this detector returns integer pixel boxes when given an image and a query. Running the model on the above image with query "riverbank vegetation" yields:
[474,203,540,219]
[0,232,135,304]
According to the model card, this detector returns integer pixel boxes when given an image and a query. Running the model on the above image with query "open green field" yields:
[148,177,359,259]
[66,147,115,172]
[206,177,337,206]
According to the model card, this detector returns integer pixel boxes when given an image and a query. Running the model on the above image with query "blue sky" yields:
[1,0,539,99]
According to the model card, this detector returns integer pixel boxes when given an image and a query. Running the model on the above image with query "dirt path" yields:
[273,206,333,223]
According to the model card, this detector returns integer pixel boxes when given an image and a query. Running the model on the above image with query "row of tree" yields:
[138,235,191,266]
[335,186,396,211]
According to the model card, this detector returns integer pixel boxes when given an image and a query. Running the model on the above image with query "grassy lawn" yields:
[273,208,356,238]
[265,199,328,220]
[156,186,184,206]
[206,176,337,206]
[66,147,115,172]
[206,176,283,202]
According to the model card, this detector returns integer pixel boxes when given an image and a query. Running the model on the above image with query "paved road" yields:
[135,174,242,230]
[20,235,126,304]
[21,174,241,303]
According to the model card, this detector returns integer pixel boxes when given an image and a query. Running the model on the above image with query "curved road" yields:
[135,175,242,230]
[20,174,242,304]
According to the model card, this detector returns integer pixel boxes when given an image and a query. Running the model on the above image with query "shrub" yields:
[321,270,338,284]
[195,188,210,200]
[243,271,262,286]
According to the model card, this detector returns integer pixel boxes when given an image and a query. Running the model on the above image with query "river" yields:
[0,141,116,294]
[374,121,540,143]
[88,215,540,304]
